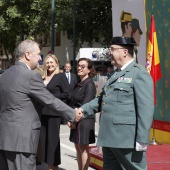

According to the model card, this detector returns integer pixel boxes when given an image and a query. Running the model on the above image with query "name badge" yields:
[117,77,132,83]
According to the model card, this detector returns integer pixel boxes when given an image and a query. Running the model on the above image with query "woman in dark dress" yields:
[40,54,69,170]
[68,58,96,170]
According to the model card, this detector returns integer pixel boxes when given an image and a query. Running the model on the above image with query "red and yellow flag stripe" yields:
[146,15,162,105]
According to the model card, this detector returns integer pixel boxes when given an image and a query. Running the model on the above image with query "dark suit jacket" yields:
[69,77,96,119]
[42,73,70,116]
[0,62,75,154]
[64,72,77,92]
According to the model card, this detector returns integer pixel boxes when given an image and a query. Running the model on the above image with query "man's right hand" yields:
[74,108,83,122]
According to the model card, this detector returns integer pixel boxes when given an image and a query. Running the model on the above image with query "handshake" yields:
[74,108,84,122]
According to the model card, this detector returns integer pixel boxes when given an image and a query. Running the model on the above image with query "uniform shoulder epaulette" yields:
[135,63,142,69]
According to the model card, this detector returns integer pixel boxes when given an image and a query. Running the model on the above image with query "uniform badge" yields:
[117,77,132,83]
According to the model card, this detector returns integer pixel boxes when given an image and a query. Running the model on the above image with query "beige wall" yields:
[40,32,103,66]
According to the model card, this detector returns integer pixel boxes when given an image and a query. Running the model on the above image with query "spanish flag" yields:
[146,15,162,105]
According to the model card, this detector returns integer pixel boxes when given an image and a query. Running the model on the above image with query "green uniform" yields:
[82,60,154,170]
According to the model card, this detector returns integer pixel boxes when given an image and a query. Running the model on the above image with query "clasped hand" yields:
[68,108,83,129]
[74,108,83,122]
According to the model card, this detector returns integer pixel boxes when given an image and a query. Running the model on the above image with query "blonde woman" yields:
[40,54,70,170]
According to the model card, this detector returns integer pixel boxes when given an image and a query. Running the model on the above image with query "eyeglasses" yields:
[77,64,87,69]
[109,48,125,52]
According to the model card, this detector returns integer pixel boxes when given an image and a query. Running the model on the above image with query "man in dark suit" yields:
[60,62,77,124]
[0,39,82,170]
[78,37,154,170]
[64,62,77,92]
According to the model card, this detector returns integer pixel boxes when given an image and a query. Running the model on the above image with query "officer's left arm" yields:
[134,69,154,144]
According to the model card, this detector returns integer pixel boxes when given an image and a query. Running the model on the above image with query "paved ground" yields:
[36,124,98,170]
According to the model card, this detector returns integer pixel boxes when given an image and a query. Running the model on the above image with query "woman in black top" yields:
[68,58,96,170]
[40,54,69,170]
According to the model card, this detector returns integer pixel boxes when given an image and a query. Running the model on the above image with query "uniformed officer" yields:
[120,11,132,37]
[79,37,154,170]
[131,18,143,63]
[131,18,143,48]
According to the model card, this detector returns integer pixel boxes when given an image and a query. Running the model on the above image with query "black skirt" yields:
[69,118,95,144]
[40,115,61,166]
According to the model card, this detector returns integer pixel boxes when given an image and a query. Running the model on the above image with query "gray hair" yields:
[17,39,39,57]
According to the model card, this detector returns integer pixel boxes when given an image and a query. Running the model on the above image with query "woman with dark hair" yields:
[68,58,96,170]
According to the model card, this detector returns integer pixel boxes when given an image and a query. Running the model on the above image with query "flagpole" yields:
[150,80,159,145]
[150,119,160,145]
[146,14,162,145]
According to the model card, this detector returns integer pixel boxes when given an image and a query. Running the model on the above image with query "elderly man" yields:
[79,37,154,170]
[0,39,82,170]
